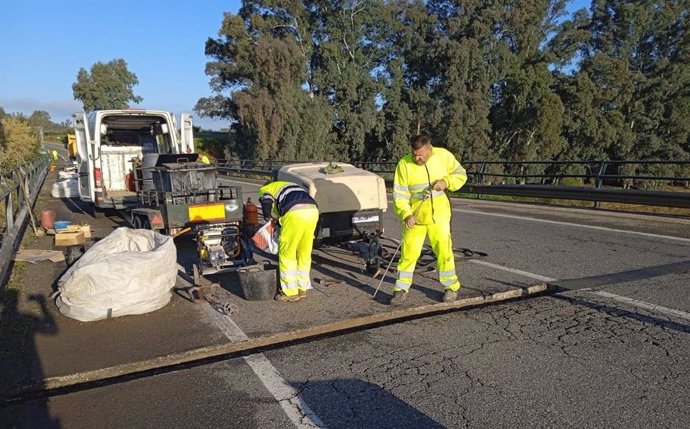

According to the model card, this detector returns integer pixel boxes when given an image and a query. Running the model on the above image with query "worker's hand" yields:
[432,179,447,192]
[404,215,417,229]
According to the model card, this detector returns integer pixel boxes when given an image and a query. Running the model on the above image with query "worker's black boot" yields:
[389,290,408,306]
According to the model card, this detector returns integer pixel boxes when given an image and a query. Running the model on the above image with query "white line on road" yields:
[454,208,690,243]
[205,305,325,428]
[468,259,556,282]
[468,259,690,321]
[589,291,690,321]
[176,265,323,428]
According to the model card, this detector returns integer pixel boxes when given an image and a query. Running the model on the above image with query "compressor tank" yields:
[274,162,387,242]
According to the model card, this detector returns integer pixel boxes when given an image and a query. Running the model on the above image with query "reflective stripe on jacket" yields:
[393,147,467,224]
[259,181,317,218]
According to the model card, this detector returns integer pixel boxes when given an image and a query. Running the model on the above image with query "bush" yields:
[0,117,41,170]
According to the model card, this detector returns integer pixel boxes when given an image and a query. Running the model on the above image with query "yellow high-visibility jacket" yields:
[393,147,467,225]
[259,181,317,220]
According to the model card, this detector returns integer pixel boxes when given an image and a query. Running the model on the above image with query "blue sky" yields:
[0,0,590,131]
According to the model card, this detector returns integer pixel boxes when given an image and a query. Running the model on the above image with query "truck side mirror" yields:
[99,123,108,135]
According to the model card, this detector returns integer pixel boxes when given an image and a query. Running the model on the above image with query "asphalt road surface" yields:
[1,165,689,428]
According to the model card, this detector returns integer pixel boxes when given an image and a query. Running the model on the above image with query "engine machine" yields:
[273,162,388,273]
[130,153,257,282]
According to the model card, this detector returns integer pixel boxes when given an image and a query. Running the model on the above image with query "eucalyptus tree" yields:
[308,0,393,161]
[72,59,143,112]
[487,0,568,177]
[197,0,336,161]
[577,0,689,164]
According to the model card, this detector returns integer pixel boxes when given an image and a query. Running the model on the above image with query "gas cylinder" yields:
[244,198,259,225]
[126,171,135,191]
[40,210,55,230]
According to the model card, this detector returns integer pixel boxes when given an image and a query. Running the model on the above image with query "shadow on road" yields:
[553,294,690,334]
[549,260,690,291]
[0,289,61,427]
[296,378,444,428]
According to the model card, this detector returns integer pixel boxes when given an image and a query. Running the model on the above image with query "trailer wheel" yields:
[132,215,151,230]
[193,263,202,285]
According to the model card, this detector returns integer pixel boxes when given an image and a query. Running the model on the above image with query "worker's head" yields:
[410,135,432,165]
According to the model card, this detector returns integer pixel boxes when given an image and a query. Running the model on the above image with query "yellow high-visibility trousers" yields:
[394,221,460,292]
[278,207,319,296]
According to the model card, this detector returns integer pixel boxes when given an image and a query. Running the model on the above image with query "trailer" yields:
[273,162,388,274]
[130,153,256,283]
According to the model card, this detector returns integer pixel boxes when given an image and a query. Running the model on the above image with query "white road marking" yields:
[468,259,556,282]
[206,310,325,428]
[589,291,690,321]
[176,266,323,428]
[453,208,690,243]
[468,259,690,322]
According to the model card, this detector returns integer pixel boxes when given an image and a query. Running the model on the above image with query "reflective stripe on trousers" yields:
[278,207,319,295]
[394,221,460,292]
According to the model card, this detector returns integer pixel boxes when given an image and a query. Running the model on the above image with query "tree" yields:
[0,116,41,169]
[72,59,143,112]
[198,2,335,161]
[27,110,52,129]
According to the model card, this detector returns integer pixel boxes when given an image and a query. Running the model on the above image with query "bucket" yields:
[40,210,55,229]
[54,220,72,230]
[238,266,277,301]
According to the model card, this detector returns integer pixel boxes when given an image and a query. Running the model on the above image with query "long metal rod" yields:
[1,283,549,402]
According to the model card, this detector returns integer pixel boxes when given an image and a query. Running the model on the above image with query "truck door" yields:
[73,112,94,202]
[180,113,194,153]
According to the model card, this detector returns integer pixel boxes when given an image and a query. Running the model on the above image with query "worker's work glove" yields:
[404,215,417,229]
[432,179,447,192]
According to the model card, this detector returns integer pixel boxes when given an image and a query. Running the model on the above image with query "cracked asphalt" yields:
[2,162,689,428]
[8,289,687,428]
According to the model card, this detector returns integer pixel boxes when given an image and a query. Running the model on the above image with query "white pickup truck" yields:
[72,109,194,213]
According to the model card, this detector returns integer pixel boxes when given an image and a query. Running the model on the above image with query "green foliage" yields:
[0,116,41,169]
[72,59,143,112]
[197,0,689,169]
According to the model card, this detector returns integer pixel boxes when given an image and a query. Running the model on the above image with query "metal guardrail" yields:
[0,156,51,287]
[215,159,690,209]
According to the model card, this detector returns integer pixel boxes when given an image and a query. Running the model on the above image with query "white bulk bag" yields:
[55,227,177,322]
[51,178,79,198]
[58,170,79,180]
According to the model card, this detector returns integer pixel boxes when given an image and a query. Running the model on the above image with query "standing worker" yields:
[389,134,468,306]
[51,149,58,161]
[259,181,319,302]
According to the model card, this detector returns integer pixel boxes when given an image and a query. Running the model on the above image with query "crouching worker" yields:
[259,181,319,302]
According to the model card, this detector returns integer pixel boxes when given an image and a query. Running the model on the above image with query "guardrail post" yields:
[4,182,13,230]
[476,162,487,199]
[594,160,607,208]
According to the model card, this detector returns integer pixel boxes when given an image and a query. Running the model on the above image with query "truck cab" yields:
[73,109,194,211]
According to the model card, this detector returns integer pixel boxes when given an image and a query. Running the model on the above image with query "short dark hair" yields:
[410,134,431,150]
